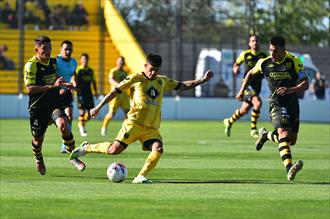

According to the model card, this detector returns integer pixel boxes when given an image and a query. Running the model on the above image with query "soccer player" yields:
[236,36,309,181]
[224,34,267,138]
[101,56,130,136]
[76,53,98,136]
[24,35,85,175]
[56,40,77,153]
[70,53,213,183]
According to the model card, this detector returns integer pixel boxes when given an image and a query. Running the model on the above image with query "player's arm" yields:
[236,69,253,101]
[26,77,68,94]
[233,51,244,75]
[90,89,118,118]
[92,72,98,96]
[176,70,213,90]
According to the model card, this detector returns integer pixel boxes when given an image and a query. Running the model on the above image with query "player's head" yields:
[248,34,260,51]
[116,56,125,69]
[269,36,286,62]
[60,40,73,59]
[144,53,162,80]
[80,53,89,67]
[34,35,52,61]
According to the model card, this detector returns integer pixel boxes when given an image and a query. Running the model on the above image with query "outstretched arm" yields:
[90,89,118,118]
[236,69,253,101]
[276,77,309,96]
[176,70,213,91]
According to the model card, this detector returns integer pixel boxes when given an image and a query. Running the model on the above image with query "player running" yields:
[224,34,267,138]
[236,36,308,181]
[70,53,213,183]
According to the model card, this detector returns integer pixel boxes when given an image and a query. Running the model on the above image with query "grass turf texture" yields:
[0,119,329,219]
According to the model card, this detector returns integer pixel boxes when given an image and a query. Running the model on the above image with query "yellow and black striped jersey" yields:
[236,49,268,77]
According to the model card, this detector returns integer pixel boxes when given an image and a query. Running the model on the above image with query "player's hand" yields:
[62,83,74,90]
[54,77,65,87]
[233,65,240,75]
[276,87,293,96]
[90,107,99,119]
[235,91,244,101]
[203,70,214,82]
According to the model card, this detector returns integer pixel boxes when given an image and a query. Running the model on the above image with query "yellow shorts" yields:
[115,120,162,150]
[109,93,130,113]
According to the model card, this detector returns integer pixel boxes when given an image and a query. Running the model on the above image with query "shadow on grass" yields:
[154,179,330,185]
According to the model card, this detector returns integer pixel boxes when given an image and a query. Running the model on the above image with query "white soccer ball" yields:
[107,162,128,183]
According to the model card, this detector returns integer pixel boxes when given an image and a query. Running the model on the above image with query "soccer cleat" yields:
[132,175,152,184]
[250,129,259,138]
[287,160,304,181]
[60,143,69,154]
[255,127,268,151]
[101,127,107,137]
[223,118,232,137]
[69,141,88,160]
[70,158,86,171]
[78,125,88,137]
[35,157,46,175]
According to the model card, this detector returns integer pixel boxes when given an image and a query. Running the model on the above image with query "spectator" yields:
[1,1,15,25]
[311,71,328,100]
[0,44,15,70]
[68,2,89,30]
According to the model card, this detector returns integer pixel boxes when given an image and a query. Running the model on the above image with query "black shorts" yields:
[29,108,66,137]
[77,95,94,110]
[61,92,73,108]
[269,99,300,133]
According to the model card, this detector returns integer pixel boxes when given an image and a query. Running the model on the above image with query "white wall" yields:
[0,94,329,123]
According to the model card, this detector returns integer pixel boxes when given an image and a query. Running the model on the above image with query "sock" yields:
[278,137,292,172]
[83,112,90,122]
[251,109,260,130]
[78,115,85,127]
[137,151,162,177]
[267,130,279,143]
[102,113,113,129]
[85,142,111,154]
[62,133,75,153]
[32,141,42,160]
[229,109,242,124]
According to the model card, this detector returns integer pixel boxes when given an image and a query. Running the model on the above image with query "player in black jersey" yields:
[224,35,267,138]
[236,36,309,181]
[76,53,98,136]
[24,35,85,175]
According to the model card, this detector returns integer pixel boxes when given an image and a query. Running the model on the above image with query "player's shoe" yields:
[70,158,86,171]
[223,118,232,137]
[60,143,69,153]
[69,141,88,160]
[255,127,268,151]
[287,160,304,181]
[250,129,259,138]
[101,127,107,137]
[78,125,87,137]
[35,157,46,175]
[132,175,153,184]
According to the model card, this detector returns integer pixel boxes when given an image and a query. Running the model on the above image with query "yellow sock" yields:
[102,114,113,129]
[138,151,162,177]
[86,142,111,154]
[78,116,85,126]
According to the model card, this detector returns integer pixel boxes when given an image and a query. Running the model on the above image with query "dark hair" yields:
[61,40,73,47]
[81,53,89,60]
[35,35,51,46]
[146,53,162,67]
[249,34,259,41]
[270,36,286,48]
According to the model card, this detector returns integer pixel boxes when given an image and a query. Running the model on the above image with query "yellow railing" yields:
[103,0,146,74]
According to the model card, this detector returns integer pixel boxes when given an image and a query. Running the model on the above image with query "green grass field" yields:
[0,119,329,219]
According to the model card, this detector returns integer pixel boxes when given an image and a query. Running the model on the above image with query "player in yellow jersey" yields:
[101,57,130,136]
[70,53,213,183]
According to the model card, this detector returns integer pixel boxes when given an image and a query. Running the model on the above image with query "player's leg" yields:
[29,110,48,175]
[133,139,163,184]
[60,93,73,152]
[78,108,87,137]
[101,98,119,136]
[224,101,251,137]
[255,128,279,151]
[250,95,262,138]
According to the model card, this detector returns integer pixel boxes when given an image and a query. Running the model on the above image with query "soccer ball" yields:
[107,162,128,183]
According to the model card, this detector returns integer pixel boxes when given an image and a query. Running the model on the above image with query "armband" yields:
[298,71,307,80]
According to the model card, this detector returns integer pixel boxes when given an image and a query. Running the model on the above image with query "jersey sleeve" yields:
[163,76,180,91]
[24,61,37,86]
[235,51,245,65]
[293,56,307,80]
[115,73,139,93]
[251,58,264,75]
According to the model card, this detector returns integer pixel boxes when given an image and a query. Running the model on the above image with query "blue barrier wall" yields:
[0,94,329,123]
